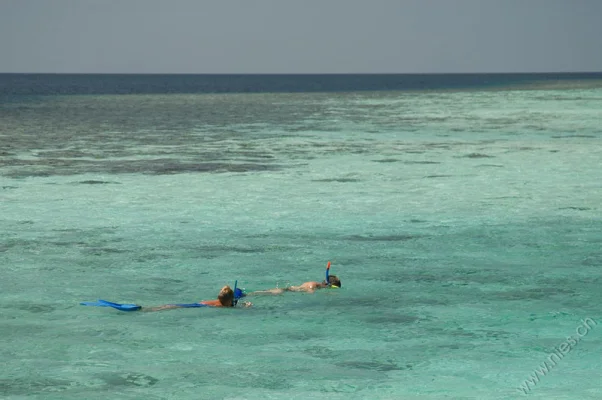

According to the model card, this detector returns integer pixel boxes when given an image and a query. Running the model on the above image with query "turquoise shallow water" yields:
[1,85,602,399]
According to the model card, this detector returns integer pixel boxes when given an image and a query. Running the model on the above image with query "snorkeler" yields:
[81,284,250,312]
[144,285,252,311]
[246,262,341,295]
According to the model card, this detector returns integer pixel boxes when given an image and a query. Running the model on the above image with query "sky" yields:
[1,0,601,73]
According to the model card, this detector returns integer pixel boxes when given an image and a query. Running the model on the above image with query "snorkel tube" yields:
[233,280,247,306]
[325,261,339,288]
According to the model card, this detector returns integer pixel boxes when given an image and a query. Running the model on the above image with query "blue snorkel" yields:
[325,261,340,289]
[233,280,247,306]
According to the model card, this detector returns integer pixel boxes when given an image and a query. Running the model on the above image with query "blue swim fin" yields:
[80,299,141,312]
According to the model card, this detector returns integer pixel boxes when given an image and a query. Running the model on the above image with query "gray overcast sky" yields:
[1,0,601,73]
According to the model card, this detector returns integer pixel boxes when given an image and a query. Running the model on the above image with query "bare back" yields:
[288,281,323,293]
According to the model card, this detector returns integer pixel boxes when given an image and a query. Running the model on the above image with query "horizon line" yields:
[1,71,601,76]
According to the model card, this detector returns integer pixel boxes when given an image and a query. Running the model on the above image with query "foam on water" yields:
[1,86,601,399]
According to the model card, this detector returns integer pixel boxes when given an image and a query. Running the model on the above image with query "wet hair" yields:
[218,285,234,306]
[328,275,341,288]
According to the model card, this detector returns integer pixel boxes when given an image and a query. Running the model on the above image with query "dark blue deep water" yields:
[2,72,602,96]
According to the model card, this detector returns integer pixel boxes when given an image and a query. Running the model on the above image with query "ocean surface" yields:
[1,73,602,399]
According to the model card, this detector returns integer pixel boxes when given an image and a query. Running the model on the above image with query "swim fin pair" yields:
[80,299,141,311]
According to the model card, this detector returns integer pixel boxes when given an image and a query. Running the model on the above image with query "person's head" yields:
[328,275,341,288]
[218,285,234,306]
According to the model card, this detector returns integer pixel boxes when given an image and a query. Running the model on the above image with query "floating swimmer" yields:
[81,283,250,312]
[247,261,341,295]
